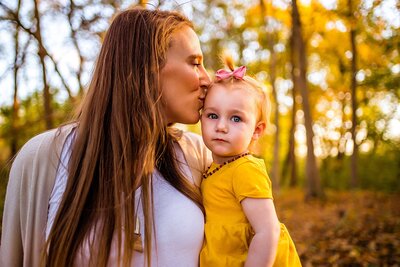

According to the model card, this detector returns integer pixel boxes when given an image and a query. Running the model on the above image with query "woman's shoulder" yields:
[13,124,75,168]
[177,130,212,185]
[178,131,209,156]
[180,130,202,145]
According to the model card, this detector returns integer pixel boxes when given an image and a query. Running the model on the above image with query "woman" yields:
[0,7,211,267]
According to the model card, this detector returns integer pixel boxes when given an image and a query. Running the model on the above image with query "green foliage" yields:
[321,157,351,190]
[0,89,75,160]
[358,150,400,192]
[1,91,46,150]
[320,149,400,192]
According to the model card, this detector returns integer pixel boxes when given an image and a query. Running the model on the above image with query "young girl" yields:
[200,56,301,267]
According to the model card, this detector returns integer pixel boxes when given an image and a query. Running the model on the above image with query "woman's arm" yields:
[0,156,24,267]
[1,127,72,267]
[242,198,281,267]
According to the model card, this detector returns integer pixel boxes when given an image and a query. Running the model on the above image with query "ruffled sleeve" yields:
[232,159,273,202]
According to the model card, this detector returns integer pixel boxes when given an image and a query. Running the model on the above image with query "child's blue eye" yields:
[207,113,218,119]
[231,116,241,122]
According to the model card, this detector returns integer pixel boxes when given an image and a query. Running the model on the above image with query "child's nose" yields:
[216,119,228,133]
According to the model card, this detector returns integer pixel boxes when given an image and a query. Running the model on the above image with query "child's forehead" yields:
[209,82,258,98]
[204,84,259,114]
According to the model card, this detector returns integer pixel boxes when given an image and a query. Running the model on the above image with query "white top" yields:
[46,133,204,266]
[46,131,74,239]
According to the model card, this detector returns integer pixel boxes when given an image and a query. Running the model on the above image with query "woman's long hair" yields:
[45,8,203,267]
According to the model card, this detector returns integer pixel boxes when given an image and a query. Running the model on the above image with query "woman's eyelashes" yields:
[192,60,201,67]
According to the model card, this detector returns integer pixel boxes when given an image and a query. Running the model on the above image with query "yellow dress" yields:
[200,155,301,267]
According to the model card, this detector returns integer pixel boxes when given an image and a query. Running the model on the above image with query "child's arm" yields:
[242,198,281,267]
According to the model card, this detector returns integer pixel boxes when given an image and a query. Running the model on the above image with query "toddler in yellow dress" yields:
[200,56,301,267]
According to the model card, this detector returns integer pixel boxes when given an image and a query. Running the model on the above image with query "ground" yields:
[0,185,398,266]
[275,189,400,266]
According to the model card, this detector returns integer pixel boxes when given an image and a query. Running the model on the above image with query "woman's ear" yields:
[252,121,266,140]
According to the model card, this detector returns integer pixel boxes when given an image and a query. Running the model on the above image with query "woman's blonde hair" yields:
[45,7,202,267]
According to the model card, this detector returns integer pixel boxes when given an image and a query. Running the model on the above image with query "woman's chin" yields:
[184,114,201,125]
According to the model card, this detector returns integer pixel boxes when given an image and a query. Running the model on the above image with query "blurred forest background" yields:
[0,0,399,265]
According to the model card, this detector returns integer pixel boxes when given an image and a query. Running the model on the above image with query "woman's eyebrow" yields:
[187,54,203,61]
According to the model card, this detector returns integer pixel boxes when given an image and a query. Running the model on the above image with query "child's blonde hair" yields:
[214,54,271,131]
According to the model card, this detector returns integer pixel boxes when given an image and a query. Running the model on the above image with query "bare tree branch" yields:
[10,0,22,155]
[1,1,75,101]
[67,0,85,95]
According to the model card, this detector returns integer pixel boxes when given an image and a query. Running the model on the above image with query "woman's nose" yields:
[199,67,211,100]
[200,66,211,85]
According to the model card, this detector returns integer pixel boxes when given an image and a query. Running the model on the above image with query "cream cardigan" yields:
[0,125,211,267]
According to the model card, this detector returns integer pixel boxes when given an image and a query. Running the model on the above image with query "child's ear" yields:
[252,121,266,140]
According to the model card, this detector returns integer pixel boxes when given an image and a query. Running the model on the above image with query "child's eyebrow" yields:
[229,108,247,114]
[203,107,247,115]
[230,109,246,115]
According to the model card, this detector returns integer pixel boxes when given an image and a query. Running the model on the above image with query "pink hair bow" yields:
[215,66,246,81]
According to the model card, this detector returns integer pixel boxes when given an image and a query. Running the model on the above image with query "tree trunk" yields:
[286,15,299,188]
[33,0,53,129]
[348,0,358,188]
[281,95,297,188]
[289,82,297,187]
[11,0,22,157]
[291,0,324,199]
[260,0,280,190]
[281,35,298,188]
